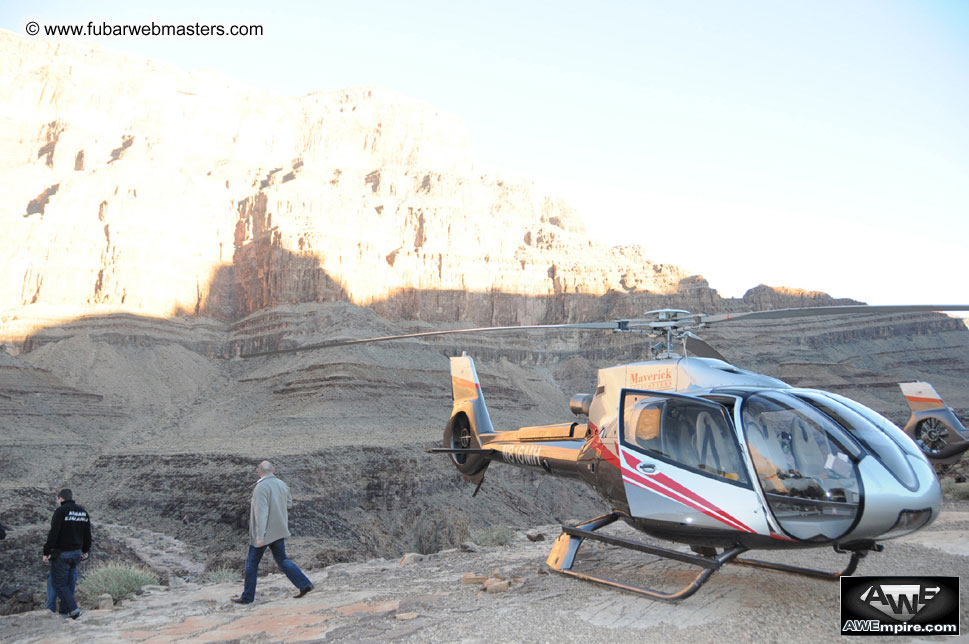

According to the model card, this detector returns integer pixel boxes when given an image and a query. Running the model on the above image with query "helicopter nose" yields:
[851,454,941,542]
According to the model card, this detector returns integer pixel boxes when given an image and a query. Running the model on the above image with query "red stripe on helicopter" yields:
[588,428,755,533]
[590,428,760,535]
[649,472,755,533]
[620,452,754,533]
[589,429,622,468]
[590,425,755,532]
[620,472,753,534]
[622,452,754,533]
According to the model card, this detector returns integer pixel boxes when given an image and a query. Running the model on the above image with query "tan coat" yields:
[249,474,293,546]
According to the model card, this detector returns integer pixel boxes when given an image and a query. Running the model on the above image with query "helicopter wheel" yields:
[915,418,949,456]
[444,413,489,476]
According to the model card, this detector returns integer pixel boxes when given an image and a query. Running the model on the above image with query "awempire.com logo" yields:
[841,576,959,636]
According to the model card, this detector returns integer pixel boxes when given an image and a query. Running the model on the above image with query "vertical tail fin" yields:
[444,354,495,477]
[899,382,947,413]
[450,354,494,435]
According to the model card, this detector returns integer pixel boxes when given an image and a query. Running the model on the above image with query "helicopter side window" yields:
[621,392,748,486]
[695,410,744,481]
[622,395,664,452]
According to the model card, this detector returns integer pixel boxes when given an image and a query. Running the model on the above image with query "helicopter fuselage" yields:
[452,355,941,551]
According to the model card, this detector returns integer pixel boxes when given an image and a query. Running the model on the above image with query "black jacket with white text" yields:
[43,500,92,556]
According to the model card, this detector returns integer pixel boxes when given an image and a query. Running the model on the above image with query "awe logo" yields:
[859,583,940,622]
[841,576,959,636]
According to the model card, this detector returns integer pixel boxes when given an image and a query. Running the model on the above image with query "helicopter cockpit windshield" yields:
[741,392,862,541]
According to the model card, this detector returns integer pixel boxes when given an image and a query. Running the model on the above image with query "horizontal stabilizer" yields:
[426,447,496,455]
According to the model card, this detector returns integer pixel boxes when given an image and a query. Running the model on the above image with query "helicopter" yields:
[244,303,969,601]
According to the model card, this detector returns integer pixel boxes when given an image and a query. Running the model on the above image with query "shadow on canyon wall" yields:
[184,242,861,357]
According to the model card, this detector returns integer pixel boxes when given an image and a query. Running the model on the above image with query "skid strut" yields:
[546,513,875,601]
[546,513,747,601]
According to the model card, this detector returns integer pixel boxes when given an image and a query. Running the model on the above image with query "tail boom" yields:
[444,355,587,479]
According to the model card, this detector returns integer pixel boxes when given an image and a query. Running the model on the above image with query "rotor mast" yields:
[642,309,695,360]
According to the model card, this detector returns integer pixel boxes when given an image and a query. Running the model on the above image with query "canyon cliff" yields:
[1,28,856,343]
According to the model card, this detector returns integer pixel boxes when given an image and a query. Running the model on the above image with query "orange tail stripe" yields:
[451,376,480,390]
[905,396,943,404]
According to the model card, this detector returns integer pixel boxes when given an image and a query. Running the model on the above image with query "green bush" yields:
[203,567,241,584]
[940,477,969,500]
[77,563,159,605]
[472,524,513,547]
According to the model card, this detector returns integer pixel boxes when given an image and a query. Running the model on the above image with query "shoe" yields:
[230,596,252,604]
[294,585,314,599]
[68,609,81,620]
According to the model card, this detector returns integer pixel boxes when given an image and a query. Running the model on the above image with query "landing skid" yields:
[733,549,867,579]
[546,513,873,601]
[546,513,747,601]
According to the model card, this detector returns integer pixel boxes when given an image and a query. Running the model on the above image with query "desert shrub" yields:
[940,477,969,500]
[416,512,469,554]
[203,567,241,584]
[472,524,513,547]
[77,563,159,605]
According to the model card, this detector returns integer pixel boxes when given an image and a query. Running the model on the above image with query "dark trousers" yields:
[47,565,78,613]
[240,539,310,602]
[50,550,82,614]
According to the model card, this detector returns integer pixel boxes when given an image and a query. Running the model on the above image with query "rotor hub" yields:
[459,426,472,449]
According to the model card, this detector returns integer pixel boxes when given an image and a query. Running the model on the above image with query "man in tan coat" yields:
[231,461,313,604]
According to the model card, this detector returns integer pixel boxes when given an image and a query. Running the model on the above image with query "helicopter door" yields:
[617,390,766,536]
[741,392,862,541]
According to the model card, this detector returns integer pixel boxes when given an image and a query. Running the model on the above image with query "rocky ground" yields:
[3,502,969,644]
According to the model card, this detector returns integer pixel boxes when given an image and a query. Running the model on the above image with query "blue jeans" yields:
[240,539,310,602]
[46,566,78,613]
[50,550,82,615]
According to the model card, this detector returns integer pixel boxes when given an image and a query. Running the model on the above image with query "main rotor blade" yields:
[700,304,969,325]
[240,304,969,358]
[241,321,619,358]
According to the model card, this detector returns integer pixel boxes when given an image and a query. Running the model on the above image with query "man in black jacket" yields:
[43,489,91,619]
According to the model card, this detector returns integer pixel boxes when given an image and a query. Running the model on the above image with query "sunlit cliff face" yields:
[1,30,700,341]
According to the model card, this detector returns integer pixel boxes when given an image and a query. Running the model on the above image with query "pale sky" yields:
[4,1,968,304]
